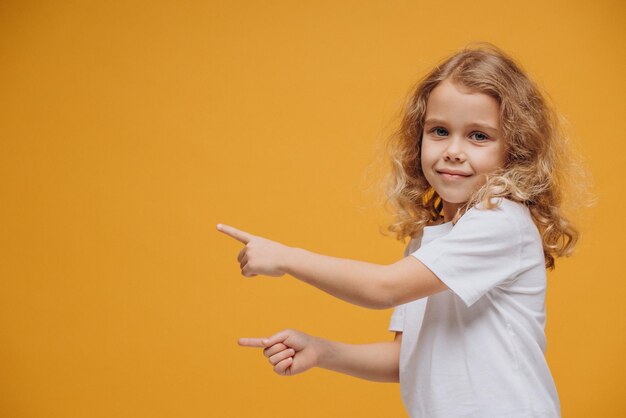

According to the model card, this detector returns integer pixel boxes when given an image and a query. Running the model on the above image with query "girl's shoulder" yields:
[458,198,536,236]
[469,198,531,222]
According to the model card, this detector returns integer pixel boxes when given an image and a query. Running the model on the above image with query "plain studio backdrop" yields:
[1,1,624,417]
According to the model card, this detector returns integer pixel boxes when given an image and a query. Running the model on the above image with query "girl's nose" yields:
[444,152,464,162]
[443,139,466,162]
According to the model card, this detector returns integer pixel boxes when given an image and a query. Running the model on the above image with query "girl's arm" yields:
[285,247,446,309]
[319,331,402,382]
[239,329,402,382]
[217,223,447,309]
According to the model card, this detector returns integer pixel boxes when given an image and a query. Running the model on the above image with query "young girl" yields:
[217,43,578,417]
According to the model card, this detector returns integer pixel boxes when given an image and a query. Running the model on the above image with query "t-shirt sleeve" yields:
[410,203,523,307]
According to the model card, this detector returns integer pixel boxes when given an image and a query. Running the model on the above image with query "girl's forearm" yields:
[284,248,392,309]
[316,337,400,383]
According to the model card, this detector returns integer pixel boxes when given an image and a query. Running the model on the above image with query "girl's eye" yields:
[471,132,489,141]
[432,127,448,136]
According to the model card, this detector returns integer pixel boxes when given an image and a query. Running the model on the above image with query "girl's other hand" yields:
[216,223,292,277]
[238,329,323,376]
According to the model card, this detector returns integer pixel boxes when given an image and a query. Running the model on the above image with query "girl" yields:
[217,43,578,417]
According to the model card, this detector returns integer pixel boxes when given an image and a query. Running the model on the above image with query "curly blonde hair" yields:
[384,43,582,269]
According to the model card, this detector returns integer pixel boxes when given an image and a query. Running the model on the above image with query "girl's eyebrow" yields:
[424,118,500,133]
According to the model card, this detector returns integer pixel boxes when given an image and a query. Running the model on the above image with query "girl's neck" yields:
[442,201,461,222]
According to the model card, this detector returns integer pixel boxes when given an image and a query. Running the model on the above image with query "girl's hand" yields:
[217,224,292,277]
[238,329,324,376]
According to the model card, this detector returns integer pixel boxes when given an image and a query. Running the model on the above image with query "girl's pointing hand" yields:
[216,223,292,277]
[238,329,322,376]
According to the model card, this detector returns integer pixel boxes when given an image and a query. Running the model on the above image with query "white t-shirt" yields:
[389,199,560,417]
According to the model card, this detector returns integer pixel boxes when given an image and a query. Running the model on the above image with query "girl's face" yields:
[421,79,506,221]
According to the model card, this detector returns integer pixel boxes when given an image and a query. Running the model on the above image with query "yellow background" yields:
[1,1,624,417]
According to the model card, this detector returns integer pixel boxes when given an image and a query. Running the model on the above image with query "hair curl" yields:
[384,43,584,269]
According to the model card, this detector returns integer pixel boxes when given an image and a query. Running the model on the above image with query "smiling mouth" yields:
[437,170,472,178]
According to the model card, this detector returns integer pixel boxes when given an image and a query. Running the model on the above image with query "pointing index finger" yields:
[238,337,269,347]
[216,224,254,244]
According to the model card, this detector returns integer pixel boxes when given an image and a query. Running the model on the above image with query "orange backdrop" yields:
[1,1,624,417]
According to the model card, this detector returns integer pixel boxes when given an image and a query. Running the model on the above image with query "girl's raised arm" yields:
[217,223,447,309]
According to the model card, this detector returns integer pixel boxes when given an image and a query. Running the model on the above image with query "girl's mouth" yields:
[437,170,472,179]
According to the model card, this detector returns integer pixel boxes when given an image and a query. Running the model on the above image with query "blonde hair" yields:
[384,43,585,269]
